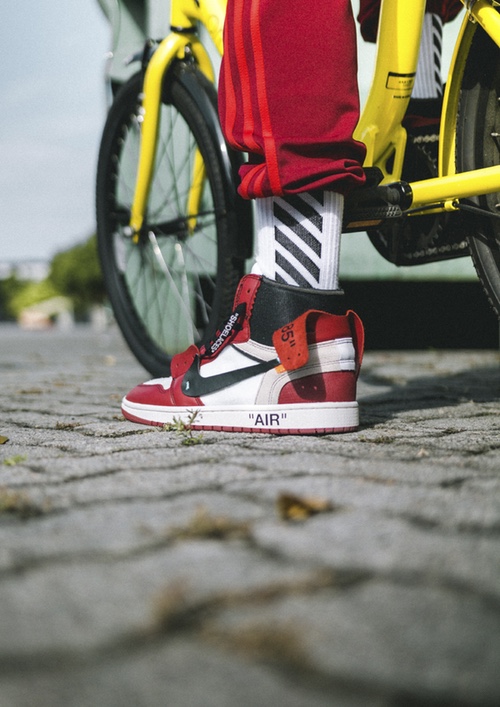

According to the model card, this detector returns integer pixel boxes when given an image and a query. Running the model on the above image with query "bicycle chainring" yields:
[366,133,469,266]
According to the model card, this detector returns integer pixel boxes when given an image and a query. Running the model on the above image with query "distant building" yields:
[0,260,49,282]
[18,296,73,331]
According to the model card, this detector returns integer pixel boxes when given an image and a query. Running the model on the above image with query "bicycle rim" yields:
[457,25,500,318]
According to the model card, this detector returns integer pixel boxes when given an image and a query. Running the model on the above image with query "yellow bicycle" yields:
[96,0,500,376]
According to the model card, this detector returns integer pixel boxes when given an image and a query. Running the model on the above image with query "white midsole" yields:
[122,398,359,431]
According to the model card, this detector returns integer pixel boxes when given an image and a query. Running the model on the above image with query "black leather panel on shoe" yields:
[250,277,346,346]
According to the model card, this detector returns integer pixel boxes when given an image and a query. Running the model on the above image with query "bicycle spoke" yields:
[148,231,196,345]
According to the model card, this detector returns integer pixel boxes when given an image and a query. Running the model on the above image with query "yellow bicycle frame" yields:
[129,0,500,237]
[356,0,500,212]
[354,0,425,181]
[129,0,226,236]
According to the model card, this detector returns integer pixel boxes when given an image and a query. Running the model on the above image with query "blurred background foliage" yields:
[0,235,106,321]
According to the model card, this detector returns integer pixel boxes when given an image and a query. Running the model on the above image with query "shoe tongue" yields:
[199,303,247,359]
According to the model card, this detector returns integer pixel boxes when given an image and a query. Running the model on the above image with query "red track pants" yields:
[218,0,367,199]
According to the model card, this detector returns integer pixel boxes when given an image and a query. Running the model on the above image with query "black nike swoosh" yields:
[181,356,279,397]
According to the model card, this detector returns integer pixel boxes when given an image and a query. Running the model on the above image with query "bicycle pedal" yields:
[343,204,402,231]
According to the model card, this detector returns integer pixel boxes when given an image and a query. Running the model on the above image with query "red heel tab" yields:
[273,309,358,372]
[273,309,337,371]
[273,310,312,371]
[347,310,364,374]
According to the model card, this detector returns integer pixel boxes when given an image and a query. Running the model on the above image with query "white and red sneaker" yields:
[121,275,364,434]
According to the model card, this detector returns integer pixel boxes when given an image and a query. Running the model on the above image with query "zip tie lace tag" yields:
[200,303,247,361]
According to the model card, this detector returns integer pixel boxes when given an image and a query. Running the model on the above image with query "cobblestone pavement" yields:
[1,323,499,707]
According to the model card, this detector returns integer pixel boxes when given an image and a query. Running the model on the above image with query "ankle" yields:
[235,275,347,346]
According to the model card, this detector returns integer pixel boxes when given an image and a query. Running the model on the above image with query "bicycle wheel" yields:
[96,62,250,377]
[456,24,500,317]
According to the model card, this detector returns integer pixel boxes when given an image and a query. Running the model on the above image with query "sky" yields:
[0,2,110,263]
[0,3,464,271]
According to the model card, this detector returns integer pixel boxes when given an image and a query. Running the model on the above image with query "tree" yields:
[8,279,62,318]
[0,275,26,320]
[48,234,106,316]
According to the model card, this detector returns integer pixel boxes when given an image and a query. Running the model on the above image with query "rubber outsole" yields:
[121,400,359,435]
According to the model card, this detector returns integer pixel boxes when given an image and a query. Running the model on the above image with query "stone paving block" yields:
[226,468,500,529]
[0,492,267,571]
[251,510,500,599]
[0,537,324,656]
[208,581,500,705]
[1,637,371,707]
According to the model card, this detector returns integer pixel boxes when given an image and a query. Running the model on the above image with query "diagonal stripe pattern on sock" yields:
[255,191,343,290]
[274,193,323,287]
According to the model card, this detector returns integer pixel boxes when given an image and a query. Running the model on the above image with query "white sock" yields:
[413,13,443,99]
[252,191,343,291]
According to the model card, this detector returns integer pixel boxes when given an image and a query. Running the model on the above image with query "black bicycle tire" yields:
[96,63,247,377]
[456,24,500,318]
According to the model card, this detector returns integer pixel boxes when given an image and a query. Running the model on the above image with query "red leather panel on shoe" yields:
[347,310,365,372]
[171,345,199,378]
[125,383,173,406]
[169,376,203,406]
[233,274,261,343]
[125,379,202,407]
[278,370,357,404]
[308,312,352,344]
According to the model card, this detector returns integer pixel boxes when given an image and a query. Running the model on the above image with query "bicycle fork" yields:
[128,33,216,238]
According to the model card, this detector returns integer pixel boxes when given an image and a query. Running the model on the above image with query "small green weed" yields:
[2,455,27,467]
[163,411,204,446]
